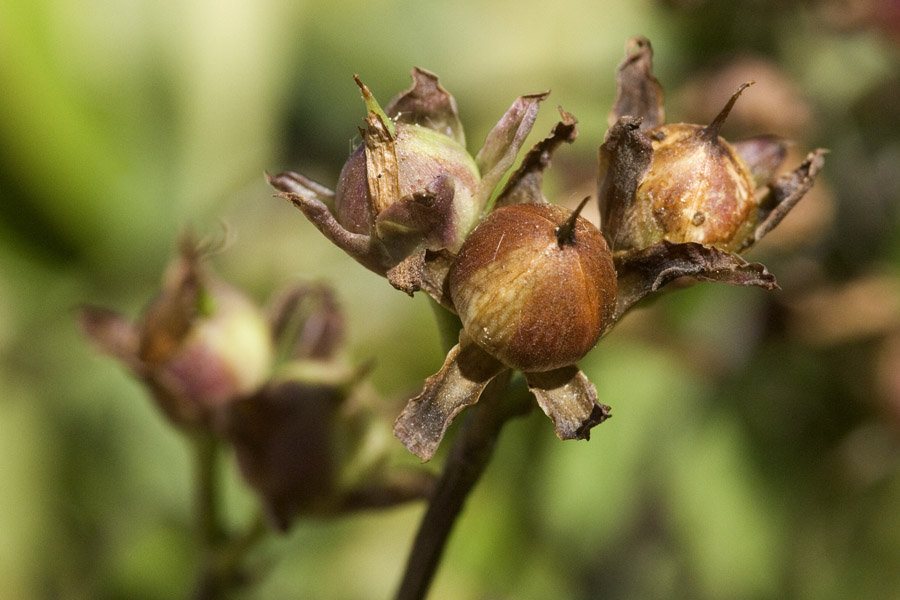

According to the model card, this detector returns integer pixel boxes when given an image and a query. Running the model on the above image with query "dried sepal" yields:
[474,91,549,209]
[613,240,778,321]
[266,283,345,361]
[79,306,143,372]
[750,148,828,250]
[597,116,654,252]
[732,135,789,187]
[420,249,457,311]
[608,36,665,129]
[525,366,611,441]
[271,183,392,274]
[376,173,459,258]
[359,84,402,217]
[265,170,336,211]
[495,107,579,208]
[393,332,507,461]
[385,67,465,145]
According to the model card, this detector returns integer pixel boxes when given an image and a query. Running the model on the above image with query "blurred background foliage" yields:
[2,0,900,598]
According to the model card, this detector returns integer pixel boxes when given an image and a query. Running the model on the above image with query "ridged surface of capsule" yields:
[448,203,617,372]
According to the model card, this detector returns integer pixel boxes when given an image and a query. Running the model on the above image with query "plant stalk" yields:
[395,366,533,600]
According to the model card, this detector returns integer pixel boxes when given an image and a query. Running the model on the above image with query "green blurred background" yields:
[2,0,900,598]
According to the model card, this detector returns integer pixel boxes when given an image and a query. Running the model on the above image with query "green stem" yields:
[194,432,224,550]
[189,435,270,600]
[191,432,225,600]
[428,297,463,353]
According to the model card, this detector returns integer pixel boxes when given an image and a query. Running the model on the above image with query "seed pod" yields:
[448,200,617,372]
[612,83,758,254]
[79,235,274,429]
[334,122,481,240]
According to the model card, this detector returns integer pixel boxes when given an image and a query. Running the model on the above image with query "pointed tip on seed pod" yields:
[555,196,591,247]
[703,81,755,139]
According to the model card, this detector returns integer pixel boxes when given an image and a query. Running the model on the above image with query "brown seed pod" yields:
[448,201,617,372]
[613,83,760,254]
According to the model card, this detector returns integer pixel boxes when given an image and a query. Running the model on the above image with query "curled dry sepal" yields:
[79,237,433,529]
[599,36,827,322]
[267,68,547,297]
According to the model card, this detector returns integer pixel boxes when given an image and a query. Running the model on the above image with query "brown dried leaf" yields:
[609,36,665,129]
[495,107,578,208]
[752,148,828,248]
[597,116,654,251]
[525,366,611,440]
[614,241,778,321]
[385,67,465,145]
[393,333,506,461]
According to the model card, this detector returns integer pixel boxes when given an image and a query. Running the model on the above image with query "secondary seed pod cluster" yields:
[599,37,826,320]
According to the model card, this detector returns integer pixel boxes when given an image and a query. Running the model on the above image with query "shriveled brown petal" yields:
[266,170,336,211]
[609,36,665,130]
[732,135,788,188]
[266,283,345,361]
[393,333,506,461]
[273,190,392,275]
[525,366,611,441]
[78,305,206,427]
[385,67,465,146]
[377,173,459,257]
[614,240,778,321]
[137,236,204,365]
[474,92,549,209]
[597,116,654,251]
[495,108,578,208]
[750,148,828,249]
